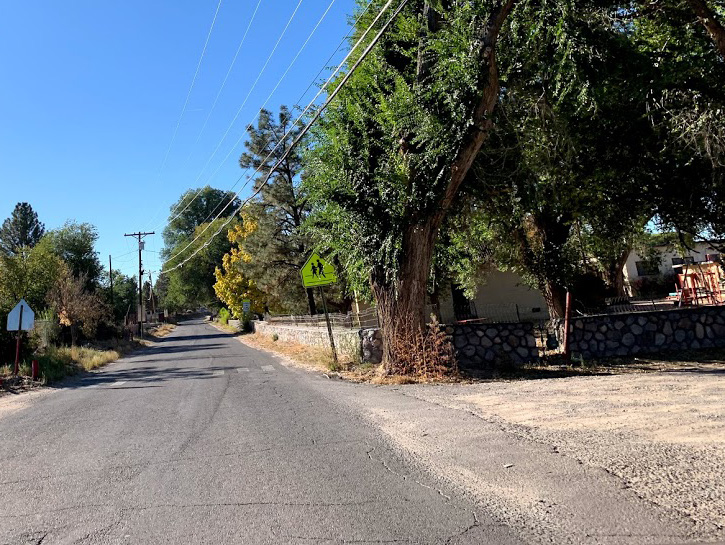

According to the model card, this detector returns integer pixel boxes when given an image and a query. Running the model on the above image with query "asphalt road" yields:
[0,319,521,544]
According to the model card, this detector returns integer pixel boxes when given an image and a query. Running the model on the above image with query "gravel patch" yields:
[401,364,725,538]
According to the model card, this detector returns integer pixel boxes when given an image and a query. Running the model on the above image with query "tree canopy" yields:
[0,202,45,255]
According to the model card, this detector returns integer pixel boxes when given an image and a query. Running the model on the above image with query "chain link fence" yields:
[265,307,380,329]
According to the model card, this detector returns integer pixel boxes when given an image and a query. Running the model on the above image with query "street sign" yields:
[300,253,338,366]
[7,299,34,331]
[242,299,251,313]
[300,254,337,288]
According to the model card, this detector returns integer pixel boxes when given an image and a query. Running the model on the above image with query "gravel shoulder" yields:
[394,364,725,538]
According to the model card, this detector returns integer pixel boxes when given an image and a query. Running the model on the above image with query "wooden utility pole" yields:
[109,255,114,319]
[124,231,154,338]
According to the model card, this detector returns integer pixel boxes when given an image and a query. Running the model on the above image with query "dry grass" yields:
[148,323,176,337]
[240,332,349,372]
[50,339,141,372]
[1,338,143,388]
[236,332,466,384]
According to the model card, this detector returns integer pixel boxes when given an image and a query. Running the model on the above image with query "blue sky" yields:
[0,0,357,280]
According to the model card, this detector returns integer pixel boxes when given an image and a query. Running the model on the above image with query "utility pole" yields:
[109,255,114,320]
[148,271,156,316]
[124,231,154,338]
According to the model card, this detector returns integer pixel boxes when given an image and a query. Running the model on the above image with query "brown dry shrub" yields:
[385,315,458,378]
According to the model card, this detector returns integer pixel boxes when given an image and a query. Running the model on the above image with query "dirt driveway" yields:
[402,363,725,535]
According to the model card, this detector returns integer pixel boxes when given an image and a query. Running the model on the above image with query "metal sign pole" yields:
[319,286,338,367]
[14,304,23,375]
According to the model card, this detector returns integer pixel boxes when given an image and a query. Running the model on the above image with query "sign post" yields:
[7,299,35,375]
[300,254,338,367]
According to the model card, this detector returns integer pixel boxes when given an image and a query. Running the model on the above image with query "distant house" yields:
[623,240,722,297]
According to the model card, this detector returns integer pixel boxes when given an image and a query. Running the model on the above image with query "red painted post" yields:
[31,360,39,381]
[14,335,21,375]
[14,304,24,375]
[563,290,572,362]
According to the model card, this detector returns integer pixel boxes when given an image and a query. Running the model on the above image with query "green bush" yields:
[218,308,230,325]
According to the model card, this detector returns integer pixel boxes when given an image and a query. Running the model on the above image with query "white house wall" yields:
[623,242,721,294]
[437,270,549,323]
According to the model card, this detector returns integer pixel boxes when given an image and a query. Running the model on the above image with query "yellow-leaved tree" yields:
[213,214,267,318]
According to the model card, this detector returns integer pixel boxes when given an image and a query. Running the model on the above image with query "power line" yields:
[157,0,224,176]
[185,0,341,202]
[161,0,381,259]
[146,0,266,231]
[160,0,408,275]
[180,0,306,199]
[155,0,374,241]
[161,0,395,269]
[156,0,337,234]
[190,0,265,155]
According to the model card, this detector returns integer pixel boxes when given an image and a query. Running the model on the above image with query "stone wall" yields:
[361,328,383,364]
[252,321,362,361]
[451,322,539,367]
[568,305,725,359]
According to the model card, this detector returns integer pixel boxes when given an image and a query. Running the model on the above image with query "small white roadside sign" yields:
[7,299,35,331]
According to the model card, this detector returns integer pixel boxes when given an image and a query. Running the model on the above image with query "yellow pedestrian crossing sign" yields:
[301,253,337,288]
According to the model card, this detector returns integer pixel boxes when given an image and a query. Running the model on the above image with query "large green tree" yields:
[305,0,519,369]
[162,186,240,249]
[160,187,242,311]
[0,202,45,255]
[44,222,103,290]
[162,217,236,311]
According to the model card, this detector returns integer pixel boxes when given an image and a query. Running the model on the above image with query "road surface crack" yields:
[366,446,451,501]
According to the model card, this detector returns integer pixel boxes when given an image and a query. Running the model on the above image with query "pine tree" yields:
[0,202,45,255]
[238,106,318,315]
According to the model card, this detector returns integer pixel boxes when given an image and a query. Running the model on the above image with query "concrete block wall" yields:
[252,321,362,361]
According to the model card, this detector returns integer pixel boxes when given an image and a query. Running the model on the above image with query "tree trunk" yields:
[685,0,725,61]
[543,280,568,320]
[372,222,438,371]
[527,211,573,320]
[607,248,631,297]
[306,288,317,315]
[70,323,77,347]
[372,0,517,372]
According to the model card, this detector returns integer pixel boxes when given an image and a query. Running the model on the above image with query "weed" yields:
[385,315,458,379]
[272,333,279,342]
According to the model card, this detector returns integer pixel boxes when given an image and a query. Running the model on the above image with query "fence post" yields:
[563,290,572,362]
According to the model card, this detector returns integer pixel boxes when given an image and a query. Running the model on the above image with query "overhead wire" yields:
[157,0,224,176]
[185,0,342,207]
[161,0,375,249]
[149,0,266,231]
[190,0,265,155]
[180,0,305,200]
[156,0,336,233]
[161,0,392,270]
[160,0,408,275]
[159,0,374,238]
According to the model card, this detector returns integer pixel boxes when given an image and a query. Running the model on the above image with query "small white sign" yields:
[7,299,35,331]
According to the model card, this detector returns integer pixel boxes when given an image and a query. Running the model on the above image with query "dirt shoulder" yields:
[400,363,725,536]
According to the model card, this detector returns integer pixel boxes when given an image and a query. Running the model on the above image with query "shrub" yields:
[385,315,458,378]
[218,308,230,325]
[272,333,279,342]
